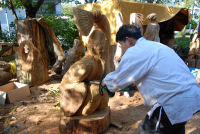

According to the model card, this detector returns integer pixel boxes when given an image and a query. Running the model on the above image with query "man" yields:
[102,25,200,134]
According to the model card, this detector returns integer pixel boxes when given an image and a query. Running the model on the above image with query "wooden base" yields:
[59,107,110,134]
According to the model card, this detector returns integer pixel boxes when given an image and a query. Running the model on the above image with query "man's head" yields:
[116,25,142,55]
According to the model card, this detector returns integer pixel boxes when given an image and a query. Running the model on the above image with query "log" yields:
[59,107,110,134]
[61,39,84,75]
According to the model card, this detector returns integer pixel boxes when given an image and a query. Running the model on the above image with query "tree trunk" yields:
[23,0,44,18]
[59,107,110,134]
[15,19,49,86]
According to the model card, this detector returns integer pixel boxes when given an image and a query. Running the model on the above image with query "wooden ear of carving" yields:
[60,82,88,116]
[73,7,94,36]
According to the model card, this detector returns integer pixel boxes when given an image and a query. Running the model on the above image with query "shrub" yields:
[43,15,79,50]
[186,19,197,30]
[174,37,191,60]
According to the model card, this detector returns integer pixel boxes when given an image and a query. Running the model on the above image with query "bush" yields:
[186,19,197,30]
[43,15,79,50]
[174,37,191,60]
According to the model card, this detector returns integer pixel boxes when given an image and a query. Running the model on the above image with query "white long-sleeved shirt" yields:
[104,37,200,125]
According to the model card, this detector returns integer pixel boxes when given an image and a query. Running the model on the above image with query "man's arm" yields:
[103,46,154,92]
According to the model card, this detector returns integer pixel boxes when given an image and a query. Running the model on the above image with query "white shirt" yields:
[104,37,200,125]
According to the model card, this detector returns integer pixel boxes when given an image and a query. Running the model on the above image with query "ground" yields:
[1,73,200,134]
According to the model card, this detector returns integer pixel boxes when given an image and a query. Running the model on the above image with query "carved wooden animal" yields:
[60,30,109,116]
[73,8,111,75]
[144,13,160,42]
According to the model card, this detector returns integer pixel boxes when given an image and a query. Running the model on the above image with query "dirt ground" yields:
[1,73,200,134]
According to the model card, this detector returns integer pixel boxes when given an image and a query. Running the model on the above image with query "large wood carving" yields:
[15,19,49,86]
[15,18,65,85]
[59,9,111,134]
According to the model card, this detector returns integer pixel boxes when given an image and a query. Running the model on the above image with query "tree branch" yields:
[7,0,18,20]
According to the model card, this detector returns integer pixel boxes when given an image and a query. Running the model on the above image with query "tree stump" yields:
[59,107,110,134]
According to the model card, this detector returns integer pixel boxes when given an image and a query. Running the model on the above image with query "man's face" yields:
[119,37,136,56]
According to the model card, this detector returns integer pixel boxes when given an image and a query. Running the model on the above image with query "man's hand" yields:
[101,79,106,87]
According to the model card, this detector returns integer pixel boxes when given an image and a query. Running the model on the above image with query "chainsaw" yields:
[83,79,115,97]
[99,80,115,97]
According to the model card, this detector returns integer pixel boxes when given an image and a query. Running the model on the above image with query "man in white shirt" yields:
[102,25,200,134]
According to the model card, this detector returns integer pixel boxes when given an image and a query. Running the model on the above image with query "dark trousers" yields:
[138,107,186,134]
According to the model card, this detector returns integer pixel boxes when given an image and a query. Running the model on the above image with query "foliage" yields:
[0,0,23,9]
[43,15,78,50]
[62,3,74,18]
[38,2,56,15]
[186,19,197,29]
[174,37,191,58]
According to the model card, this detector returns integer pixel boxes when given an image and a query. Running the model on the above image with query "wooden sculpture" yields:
[144,13,160,42]
[130,13,144,35]
[59,8,111,134]
[16,40,48,86]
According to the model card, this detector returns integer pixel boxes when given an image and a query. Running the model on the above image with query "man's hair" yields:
[116,24,142,42]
